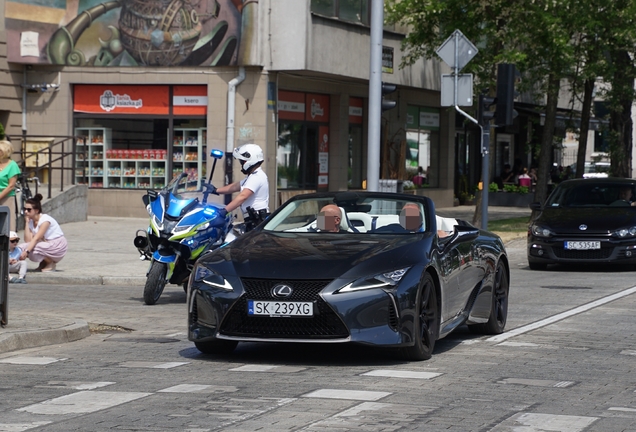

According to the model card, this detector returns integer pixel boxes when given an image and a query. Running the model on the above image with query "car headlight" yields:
[337,267,411,293]
[612,226,636,238]
[193,262,233,290]
[530,224,555,238]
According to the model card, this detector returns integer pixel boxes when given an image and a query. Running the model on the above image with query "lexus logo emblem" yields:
[272,284,293,298]
[579,224,588,231]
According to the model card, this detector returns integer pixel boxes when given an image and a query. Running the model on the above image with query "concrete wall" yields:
[267,1,445,91]
[43,184,87,225]
[267,0,308,71]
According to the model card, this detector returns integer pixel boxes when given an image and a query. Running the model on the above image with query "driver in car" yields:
[317,204,347,232]
[612,187,636,206]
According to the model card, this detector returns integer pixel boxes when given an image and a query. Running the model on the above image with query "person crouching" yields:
[19,194,68,272]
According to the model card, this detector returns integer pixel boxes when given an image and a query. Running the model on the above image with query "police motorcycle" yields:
[134,149,231,305]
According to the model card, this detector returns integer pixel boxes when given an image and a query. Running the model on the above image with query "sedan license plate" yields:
[247,300,313,317]
[564,241,601,250]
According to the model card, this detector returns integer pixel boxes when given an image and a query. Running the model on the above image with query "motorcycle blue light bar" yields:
[210,149,224,159]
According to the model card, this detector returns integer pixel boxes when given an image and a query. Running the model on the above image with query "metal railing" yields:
[15,135,79,199]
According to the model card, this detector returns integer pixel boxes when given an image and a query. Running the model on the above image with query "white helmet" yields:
[233,143,264,174]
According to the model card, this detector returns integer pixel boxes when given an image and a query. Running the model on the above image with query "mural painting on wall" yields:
[5,0,258,66]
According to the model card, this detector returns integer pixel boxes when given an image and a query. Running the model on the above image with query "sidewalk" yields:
[0,206,530,354]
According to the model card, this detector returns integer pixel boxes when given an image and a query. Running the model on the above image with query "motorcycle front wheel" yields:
[143,261,167,305]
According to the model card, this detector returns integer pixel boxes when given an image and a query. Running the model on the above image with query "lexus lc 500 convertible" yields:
[187,192,510,361]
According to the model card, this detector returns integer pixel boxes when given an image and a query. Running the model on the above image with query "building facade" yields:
[1,0,456,218]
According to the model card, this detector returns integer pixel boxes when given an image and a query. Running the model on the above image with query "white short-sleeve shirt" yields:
[29,214,64,240]
[240,169,269,214]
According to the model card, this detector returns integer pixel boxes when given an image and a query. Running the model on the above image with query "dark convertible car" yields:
[187,192,509,361]
[528,178,636,270]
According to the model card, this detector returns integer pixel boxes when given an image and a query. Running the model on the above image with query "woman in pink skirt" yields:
[19,193,68,272]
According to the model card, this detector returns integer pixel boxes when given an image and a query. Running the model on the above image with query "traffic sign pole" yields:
[436,29,489,229]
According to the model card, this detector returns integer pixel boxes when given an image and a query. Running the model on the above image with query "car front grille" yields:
[553,247,613,260]
[219,278,349,339]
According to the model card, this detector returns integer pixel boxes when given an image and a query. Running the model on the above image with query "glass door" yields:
[277,122,319,189]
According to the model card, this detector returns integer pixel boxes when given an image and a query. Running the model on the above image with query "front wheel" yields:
[143,261,167,305]
[399,273,439,361]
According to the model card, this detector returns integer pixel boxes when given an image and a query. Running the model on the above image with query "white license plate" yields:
[247,300,313,317]
[564,241,601,250]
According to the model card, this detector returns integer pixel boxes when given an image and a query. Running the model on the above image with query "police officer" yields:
[216,144,270,230]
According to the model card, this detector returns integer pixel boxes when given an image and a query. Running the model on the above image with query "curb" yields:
[0,320,91,354]
[24,275,146,286]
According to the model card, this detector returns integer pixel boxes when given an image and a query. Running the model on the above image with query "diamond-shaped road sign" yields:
[441,74,473,107]
[436,29,478,71]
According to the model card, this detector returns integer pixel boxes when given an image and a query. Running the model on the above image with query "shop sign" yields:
[382,46,394,74]
[278,90,305,121]
[173,85,207,115]
[74,85,169,115]
[406,106,419,129]
[349,97,363,124]
[419,108,440,130]
[306,93,330,122]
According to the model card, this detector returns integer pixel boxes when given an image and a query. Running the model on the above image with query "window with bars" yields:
[311,0,370,26]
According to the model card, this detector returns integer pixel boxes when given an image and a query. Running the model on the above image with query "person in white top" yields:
[18,193,68,272]
[215,144,270,230]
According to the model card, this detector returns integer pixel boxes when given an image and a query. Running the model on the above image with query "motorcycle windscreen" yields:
[166,193,197,218]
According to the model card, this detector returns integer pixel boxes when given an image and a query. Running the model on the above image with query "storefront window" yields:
[73,85,207,190]
[277,91,330,190]
[277,123,318,189]
[406,106,440,188]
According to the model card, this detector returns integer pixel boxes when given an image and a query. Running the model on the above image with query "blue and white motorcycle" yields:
[134,149,231,305]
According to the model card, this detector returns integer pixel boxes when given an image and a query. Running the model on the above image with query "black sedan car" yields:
[188,192,509,361]
[528,178,636,270]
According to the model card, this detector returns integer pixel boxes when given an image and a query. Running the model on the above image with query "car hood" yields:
[217,231,430,279]
[537,207,636,234]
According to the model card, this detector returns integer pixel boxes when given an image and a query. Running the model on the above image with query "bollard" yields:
[0,206,9,326]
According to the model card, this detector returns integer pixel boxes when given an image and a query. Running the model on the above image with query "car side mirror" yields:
[529,201,542,211]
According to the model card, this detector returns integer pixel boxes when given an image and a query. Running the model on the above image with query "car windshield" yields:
[263,196,430,234]
[546,182,636,208]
